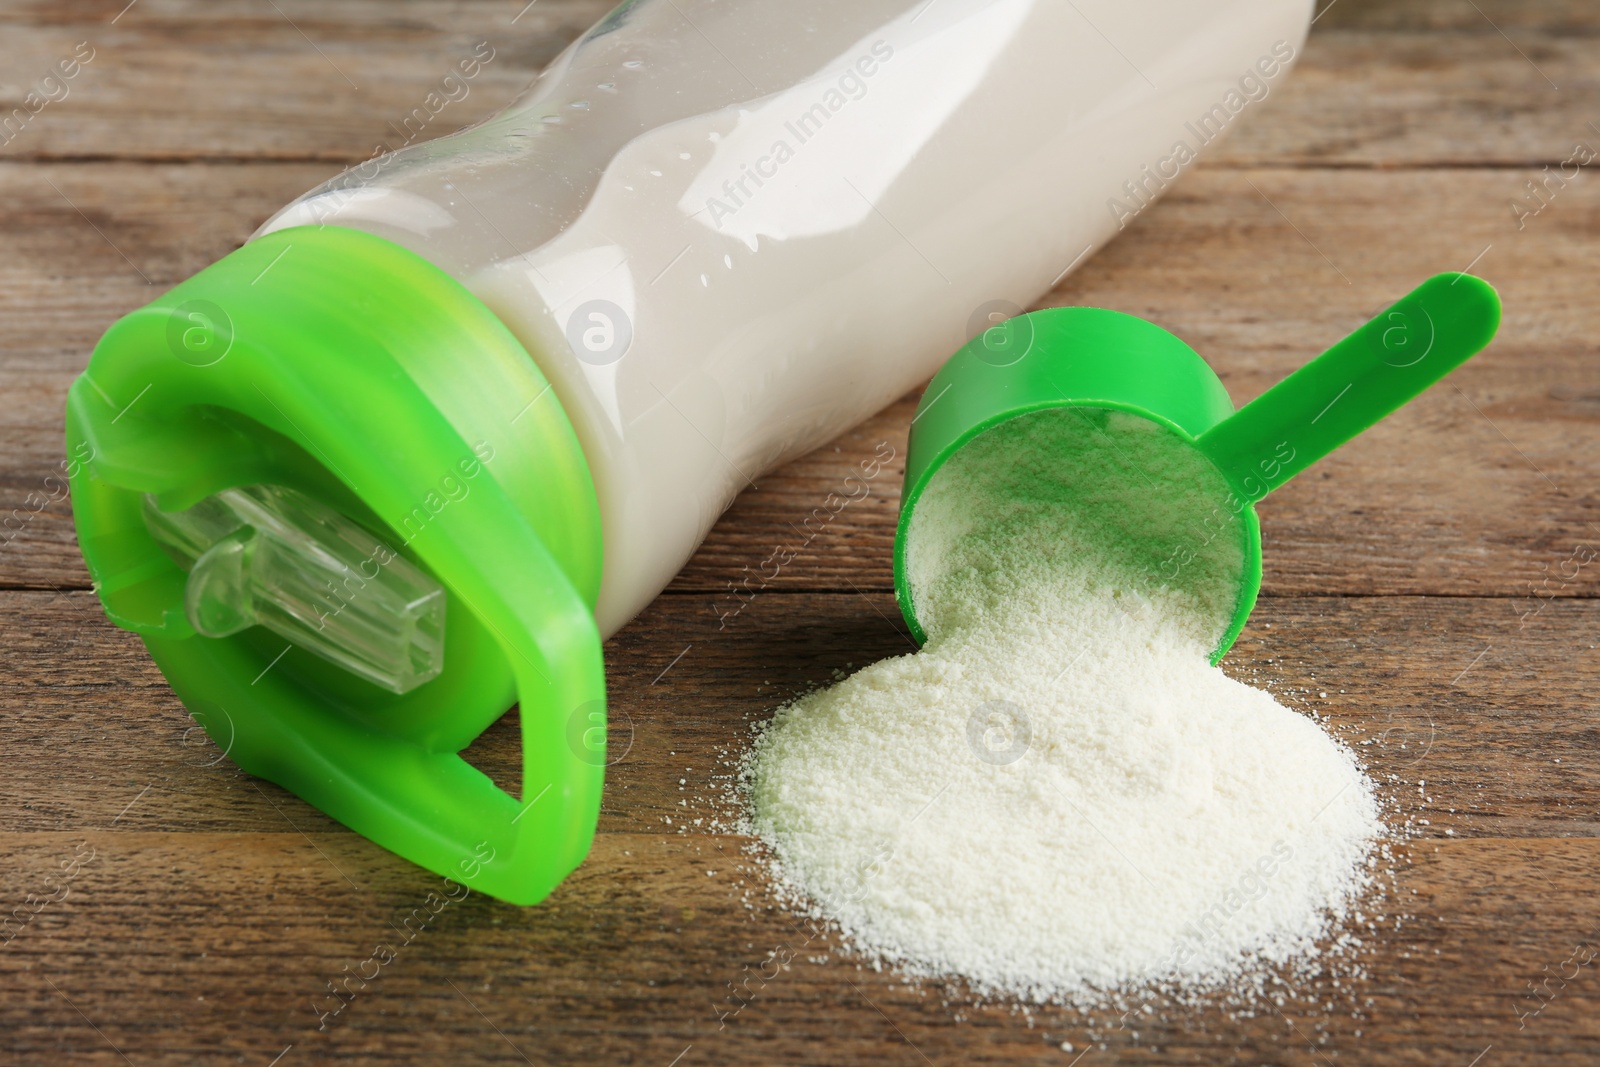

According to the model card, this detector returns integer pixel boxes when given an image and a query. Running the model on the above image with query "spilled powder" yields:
[744,408,1380,1003]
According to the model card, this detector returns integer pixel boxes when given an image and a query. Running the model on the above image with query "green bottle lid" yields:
[895,273,1502,662]
[66,225,607,905]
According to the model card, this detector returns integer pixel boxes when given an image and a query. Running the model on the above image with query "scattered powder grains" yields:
[745,408,1381,1003]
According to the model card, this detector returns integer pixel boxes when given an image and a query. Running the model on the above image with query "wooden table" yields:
[3,1,1596,1063]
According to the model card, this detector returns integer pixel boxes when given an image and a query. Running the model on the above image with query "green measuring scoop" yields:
[894,273,1502,662]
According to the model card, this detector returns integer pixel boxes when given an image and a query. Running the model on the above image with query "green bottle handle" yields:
[1195,273,1501,502]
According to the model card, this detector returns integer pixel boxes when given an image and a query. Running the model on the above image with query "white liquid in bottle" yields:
[261,0,1312,635]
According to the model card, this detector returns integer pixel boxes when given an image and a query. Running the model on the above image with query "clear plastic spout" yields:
[142,485,446,694]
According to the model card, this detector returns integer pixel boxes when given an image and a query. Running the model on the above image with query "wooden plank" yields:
[0,0,614,160]
[3,583,1600,1063]
[1315,0,1600,31]
[4,820,1600,1061]
[1222,29,1592,168]
[0,1,1594,167]
[4,589,1597,839]
[4,163,1594,598]
[0,831,1548,1064]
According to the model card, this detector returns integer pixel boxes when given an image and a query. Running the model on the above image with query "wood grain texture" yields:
[3,589,1598,837]
[1,0,1598,1064]
[7,162,1595,597]
[4,591,1600,1065]
[0,1,1593,166]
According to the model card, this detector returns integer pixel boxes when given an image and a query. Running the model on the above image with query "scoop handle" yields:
[1195,272,1501,503]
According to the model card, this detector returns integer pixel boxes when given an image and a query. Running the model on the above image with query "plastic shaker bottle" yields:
[65,0,1315,903]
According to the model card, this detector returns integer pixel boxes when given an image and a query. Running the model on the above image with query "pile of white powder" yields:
[744,407,1380,1003]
